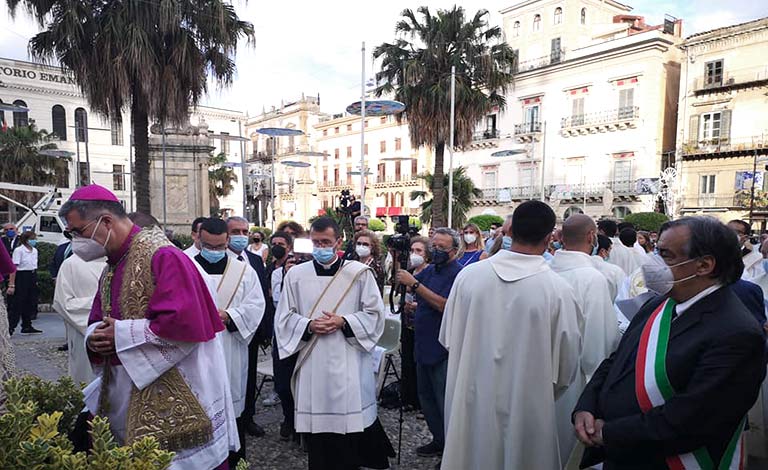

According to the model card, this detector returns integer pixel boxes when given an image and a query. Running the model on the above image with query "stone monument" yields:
[148,117,214,233]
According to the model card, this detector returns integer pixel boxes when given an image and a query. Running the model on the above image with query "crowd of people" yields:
[1,183,768,470]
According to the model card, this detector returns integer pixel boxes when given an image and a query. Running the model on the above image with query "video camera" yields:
[336,189,361,217]
[387,215,420,313]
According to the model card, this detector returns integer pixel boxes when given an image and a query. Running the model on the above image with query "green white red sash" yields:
[635,298,746,470]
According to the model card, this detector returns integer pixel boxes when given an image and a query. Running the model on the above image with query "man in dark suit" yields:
[1,223,20,255]
[573,216,766,470]
[226,216,272,437]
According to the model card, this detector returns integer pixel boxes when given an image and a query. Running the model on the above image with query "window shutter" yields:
[720,110,732,142]
[688,114,700,145]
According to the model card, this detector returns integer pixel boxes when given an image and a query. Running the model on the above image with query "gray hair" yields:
[354,216,369,225]
[434,227,460,250]
[226,216,249,226]
[59,199,127,222]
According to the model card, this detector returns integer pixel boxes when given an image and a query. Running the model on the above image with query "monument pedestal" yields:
[148,121,214,234]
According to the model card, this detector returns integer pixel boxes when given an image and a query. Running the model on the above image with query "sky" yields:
[1,0,766,116]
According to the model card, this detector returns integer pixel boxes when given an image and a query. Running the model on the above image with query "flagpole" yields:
[447,65,456,229]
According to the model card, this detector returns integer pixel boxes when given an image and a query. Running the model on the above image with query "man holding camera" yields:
[396,227,462,466]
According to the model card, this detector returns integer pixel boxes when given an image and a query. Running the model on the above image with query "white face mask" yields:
[355,244,371,258]
[463,233,477,245]
[410,253,425,268]
[641,253,697,296]
[71,216,111,262]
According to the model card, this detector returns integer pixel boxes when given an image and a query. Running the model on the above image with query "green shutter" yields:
[689,114,700,146]
[720,110,732,142]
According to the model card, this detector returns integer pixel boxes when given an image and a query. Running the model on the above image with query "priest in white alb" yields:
[275,217,394,470]
[192,218,265,468]
[439,201,582,470]
[53,251,106,385]
[550,214,620,464]
[598,219,634,275]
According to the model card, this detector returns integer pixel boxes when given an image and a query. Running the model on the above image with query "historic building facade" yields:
[457,0,683,221]
[675,17,768,228]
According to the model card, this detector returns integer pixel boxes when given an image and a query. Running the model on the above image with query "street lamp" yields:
[210,133,250,220]
[491,142,545,201]
[255,127,305,230]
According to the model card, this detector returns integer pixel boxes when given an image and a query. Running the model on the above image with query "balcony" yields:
[373,175,420,188]
[560,106,640,136]
[681,136,768,160]
[681,194,753,211]
[472,128,500,141]
[480,179,646,205]
[466,128,501,150]
[517,50,565,73]
[514,121,542,143]
[693,67,768,96]
[479,185,540,203]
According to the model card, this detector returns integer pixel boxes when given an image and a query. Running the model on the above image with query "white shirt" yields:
[12,245,38,271]
[271,264,285,308]
[675,284,723,317]
[183,244,200,258]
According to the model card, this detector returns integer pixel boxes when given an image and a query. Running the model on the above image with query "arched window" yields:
[581,8,587,25]
[74,108,88,142]
[564,206,584,219]
[51,105,67,140]
[554,7,563,25]
[612,206,632,219]
[533,14,542,32]
[13,100,28,128]
[513,21,521,37]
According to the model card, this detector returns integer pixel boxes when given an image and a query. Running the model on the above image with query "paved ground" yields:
[10,312,438,470]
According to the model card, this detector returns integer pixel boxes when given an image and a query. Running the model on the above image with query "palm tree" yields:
[374,6,516,227]
[208,152,237,217]
[0,124,68,206]
[411,167,481,229]
[6,0,254,215]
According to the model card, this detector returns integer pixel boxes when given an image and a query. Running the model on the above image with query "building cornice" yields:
[1,82,81,99]
[500,0,631,15]
[681,17,768,48]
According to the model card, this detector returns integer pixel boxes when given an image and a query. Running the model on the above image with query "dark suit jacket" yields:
[575,286,766,470]
[240,250,274,344]
[731,279,767,333]
[2,236,20,256]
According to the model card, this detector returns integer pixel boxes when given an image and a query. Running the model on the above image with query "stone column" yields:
[148,120,214,234]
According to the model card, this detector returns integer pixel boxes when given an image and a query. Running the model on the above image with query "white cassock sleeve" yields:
[340,270,386,352]
[113,319,197,390]
[438,272,464,351]
[274,269,312,360]
[225,268,265,344]
[52,263,92,335]
[580,275,620,380]
[552,288,582,397]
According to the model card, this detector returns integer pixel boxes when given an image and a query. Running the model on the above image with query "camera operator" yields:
[400,236,430,412]
[395,228,462,461]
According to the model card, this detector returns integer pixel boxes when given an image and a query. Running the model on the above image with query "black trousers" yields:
[272,336,298,428]
[228,414,247,468]
[400,325,420,409]
[8,271,37,332]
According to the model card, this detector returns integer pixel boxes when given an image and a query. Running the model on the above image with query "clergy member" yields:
[52,252,106,385]
[60,184,238,470]
[439,201,582,470]
[550,214,620,464]
[728,219,764,280]
[574,217,765,469]
[184,217,206,258]
[193,218,265,467]
[275,216,394,470]
[598,219,633,275]
[591,235,626,302]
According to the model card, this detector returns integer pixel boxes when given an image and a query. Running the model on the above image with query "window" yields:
[705,60,724,88]
[55,164,69,188]
[51,105,67,140]
[334,148,340,159]
[482,168,498,189]
[380,116,387,124]
[513,21,521,37]
[700,175,716,194]
[346,146,352,158]
[572,98,585,126]
[612,206,632,219]
[533,14,541,32]
[323,129,328,137]
[380,140,387,153]
[364,143,368,155]
[111,116,124,146]
[78,162,89,187]
[378,163,386,182]
[74,108,88,142]
[395,161,402,181]
[554,7,562,24]
[323,169,328,185]
[220,132,230,155]
[347,124,352,131]
[333,167,339,185]
[613,160,632,193]
[618,88,635,118]
[347,165,353,185]
[40,215,62,233]
[411,159,418,177]
[524,105,540,132]
[580,8,587,25]
[113,164,125,191]
[551,37,562,63]
[13,100,28,128]
[485,114,498,137]
[395,138,402,151]
[699,112,722,141]
[519,167,535,196]
[334,127,340,134]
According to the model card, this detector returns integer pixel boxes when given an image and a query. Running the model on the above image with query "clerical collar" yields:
[108,224,141,266]
[195,253,228,275]
[313,256,343,276]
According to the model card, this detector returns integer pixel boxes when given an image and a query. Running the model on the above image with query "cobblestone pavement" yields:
[10,313,439,470]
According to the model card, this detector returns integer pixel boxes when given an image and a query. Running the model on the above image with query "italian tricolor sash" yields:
[635,298,746,470]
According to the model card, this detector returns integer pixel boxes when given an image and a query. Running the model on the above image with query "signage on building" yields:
[635,178,660,195]
[551,184,573,199]
[0,64,76,85]
[498,188,511,202]
[735,171,764,191]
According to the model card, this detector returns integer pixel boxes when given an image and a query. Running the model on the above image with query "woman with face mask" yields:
[247,230,269,261]
[456,223,487,267]
[8,231,42,335]
[353,229,385,294]
[401,237,431,412]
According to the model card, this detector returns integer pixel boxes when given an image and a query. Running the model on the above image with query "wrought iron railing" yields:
[681,135,768,156]
[514,121,542,135]
[560,106,640,129]
[472,129,500,141]
[517,50,565,72]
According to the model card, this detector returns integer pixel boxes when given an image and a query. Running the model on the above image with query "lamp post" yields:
[448,65,456,228]
[255,127,305,230]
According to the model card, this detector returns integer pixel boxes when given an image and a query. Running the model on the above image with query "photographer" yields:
[395,228,462,462]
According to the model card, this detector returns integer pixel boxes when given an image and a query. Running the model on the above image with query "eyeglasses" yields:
[311,239,338,248]
[64,217,101,239]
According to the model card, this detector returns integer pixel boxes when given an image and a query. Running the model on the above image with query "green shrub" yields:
[467,215,505,231]
[368,219,386,232]
[172,234,193,250]
[623,212,670,232]
[3,376,85,432]
[36,241,57,274]
[37,271,55,304]
[250,226,272,238]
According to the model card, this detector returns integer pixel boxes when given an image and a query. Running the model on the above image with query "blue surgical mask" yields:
[553,241,562,250]
[28,239,37,247]
[201,248,226,264]
[763,259,768,275]
[312,246,336,264]
[502,236,513,251]
[5,230,16,238]
[229,235,249,252]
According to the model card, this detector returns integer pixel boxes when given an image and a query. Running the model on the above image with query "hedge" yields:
[622,212,670,232]
[369,219,386,232]
[467,215,505,231]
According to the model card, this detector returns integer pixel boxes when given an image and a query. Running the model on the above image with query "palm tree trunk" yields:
[431,141,446,227]
[131,82,151,215]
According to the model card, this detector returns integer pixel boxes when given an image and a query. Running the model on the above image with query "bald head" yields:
[562,214,597,254]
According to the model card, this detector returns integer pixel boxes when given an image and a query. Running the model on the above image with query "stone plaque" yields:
[166,175,189,213]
